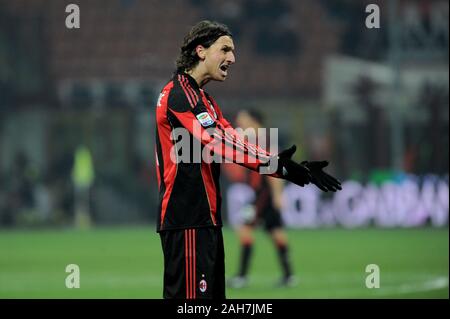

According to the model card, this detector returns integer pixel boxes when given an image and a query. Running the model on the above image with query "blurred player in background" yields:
[226,109,296,288]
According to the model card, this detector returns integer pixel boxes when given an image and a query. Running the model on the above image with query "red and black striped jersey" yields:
[155,72,273,232]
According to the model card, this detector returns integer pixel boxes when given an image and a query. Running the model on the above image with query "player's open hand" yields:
[301,161,342,192]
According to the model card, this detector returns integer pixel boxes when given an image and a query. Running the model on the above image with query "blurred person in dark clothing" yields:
[225,109,296,288]
[2,152,36,225]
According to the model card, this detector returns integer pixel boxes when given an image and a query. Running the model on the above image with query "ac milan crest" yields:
[199,279,207,293]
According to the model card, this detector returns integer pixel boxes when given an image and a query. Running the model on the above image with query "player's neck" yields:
[187,67,210,88]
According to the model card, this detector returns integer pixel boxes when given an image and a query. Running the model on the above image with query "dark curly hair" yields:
[176,20,232,72]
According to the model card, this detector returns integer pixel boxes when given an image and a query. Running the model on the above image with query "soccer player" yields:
[226,109,296,288]
[154,20,341,299]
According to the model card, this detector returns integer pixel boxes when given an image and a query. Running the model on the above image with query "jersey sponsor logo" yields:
[199,279,207,293]
[196,112,214,127]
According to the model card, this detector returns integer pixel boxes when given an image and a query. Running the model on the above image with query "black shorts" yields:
[261,206,283,231]
[159,227,225,299]
[245,204,283,232]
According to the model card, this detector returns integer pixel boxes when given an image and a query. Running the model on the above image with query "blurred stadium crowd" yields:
[0,0,448,227]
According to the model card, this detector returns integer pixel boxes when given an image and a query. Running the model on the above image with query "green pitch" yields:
[0,226,448,298]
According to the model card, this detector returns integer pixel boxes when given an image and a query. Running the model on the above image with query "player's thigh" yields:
[196,227,225,299]
[159,230,187,298]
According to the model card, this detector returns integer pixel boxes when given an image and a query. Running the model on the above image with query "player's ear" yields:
[196,45,206,61]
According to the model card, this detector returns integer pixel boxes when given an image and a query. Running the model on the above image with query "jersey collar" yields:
[174,71,200,91]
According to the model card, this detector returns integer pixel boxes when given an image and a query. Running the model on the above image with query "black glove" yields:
[301,161,342,192]
[275,145,312,187]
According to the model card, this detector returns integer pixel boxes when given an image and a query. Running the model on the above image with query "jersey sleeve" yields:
[209,93,273,159]
[167,90,273,172]
[213,103,272,159]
